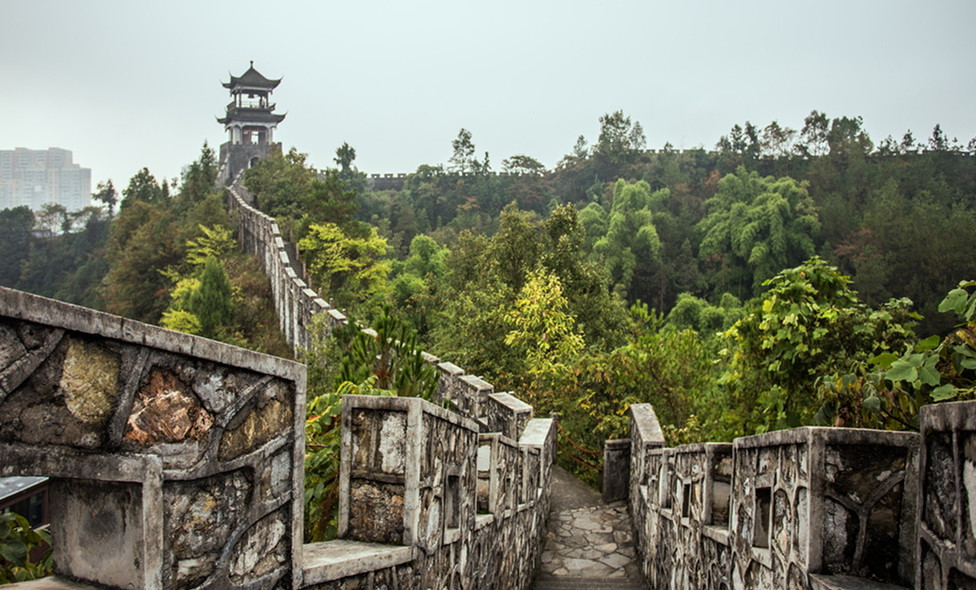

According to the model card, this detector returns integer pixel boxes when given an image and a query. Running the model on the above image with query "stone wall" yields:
[916,400,976,588]
[301,395,555,589]
[628,400,976,590]
[226,177,345,354]
[1,286,556,590]
[0,286,306,589]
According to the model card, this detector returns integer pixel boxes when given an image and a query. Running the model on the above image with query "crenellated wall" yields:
[0,166,556,588]
[628,400,976,590]
[0,286,556,589]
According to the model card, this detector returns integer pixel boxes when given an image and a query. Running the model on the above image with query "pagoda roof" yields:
[222,61,281,90]
[218,110,286,125]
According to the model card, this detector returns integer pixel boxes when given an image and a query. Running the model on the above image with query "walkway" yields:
[533,465,646,590]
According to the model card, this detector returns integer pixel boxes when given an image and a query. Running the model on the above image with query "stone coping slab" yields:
[489,391,533,412]
[809,574,909,589]
[519,418,554,447]
[920,398,976,431]
[302,540,416,584]
[4,578,100,589]
[732,425,919,450]
[342,393,479,432]
[630,404,665,446]
[0,287,303,383]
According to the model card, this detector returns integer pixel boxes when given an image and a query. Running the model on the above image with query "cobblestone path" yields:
[533,466,646,590]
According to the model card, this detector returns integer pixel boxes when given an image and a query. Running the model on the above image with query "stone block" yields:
[603,438,631,503]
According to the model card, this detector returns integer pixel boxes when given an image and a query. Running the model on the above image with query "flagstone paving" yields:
[533,466,646,589]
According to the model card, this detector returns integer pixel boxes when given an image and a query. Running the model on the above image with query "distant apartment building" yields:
[0,148,91,211]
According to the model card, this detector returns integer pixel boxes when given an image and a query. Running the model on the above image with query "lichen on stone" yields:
[60,337,120,424]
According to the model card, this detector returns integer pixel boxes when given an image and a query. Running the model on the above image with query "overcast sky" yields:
[4,0,975,191]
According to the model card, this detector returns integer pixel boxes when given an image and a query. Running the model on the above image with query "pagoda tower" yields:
[217,62,286,185]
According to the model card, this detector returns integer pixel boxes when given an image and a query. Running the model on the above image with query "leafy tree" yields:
[103,199,179,322]
[187,256,234,339]
[299,222,390,313]
[504,268,584,381]
[449,128,476,174]
[593,110,646,180]
[390,234,449,337]
[697,167,820,299]
[798,110,830,157]
[719,257,918,436]
[589,179,664,301]
[334,142,356,173]
[0,207,34,286]
[243,146,316,220]
[92,180,118,215]
[120,167,167,208]
[761,121,797,158]
[36,203,69,235]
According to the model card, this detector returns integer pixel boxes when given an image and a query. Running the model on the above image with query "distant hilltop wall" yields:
[222,172,556,589]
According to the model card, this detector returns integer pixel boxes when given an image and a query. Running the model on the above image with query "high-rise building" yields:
[0,148,91,211]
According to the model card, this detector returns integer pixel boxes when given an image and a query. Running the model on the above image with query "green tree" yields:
[593,110,646,180]
[334,142,356,174]
[390,234,449,337]
[92,180,118,215]
[0,207,34,286]
[299,222,390,313]
[697,167,820,299]
[120,167,167,208]
[590,179,664,301]
[719,257,917,436]
[449,128,476,174]
[504,268,584,380]
[187,256,234,339]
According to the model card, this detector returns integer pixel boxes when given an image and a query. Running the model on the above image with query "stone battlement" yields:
[0,286,555,589]
[625,402,976,589]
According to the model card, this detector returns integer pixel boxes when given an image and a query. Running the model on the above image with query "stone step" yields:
[532,576,646,590]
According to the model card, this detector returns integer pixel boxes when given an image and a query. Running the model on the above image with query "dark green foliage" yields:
[719,257,919,436]
[0,207,35,287]
[0,512,52,582]
[188,256,234,339]
[331,305,438,401]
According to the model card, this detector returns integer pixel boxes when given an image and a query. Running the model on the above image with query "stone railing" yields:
[303,395,554,589]
[627,400,976,589]
[0,286,307,589]
[1,287,556,589]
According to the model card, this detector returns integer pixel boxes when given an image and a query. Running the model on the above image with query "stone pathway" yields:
[533,466,646,590]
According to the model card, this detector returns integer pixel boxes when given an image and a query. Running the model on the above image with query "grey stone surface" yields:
[0,287,305,589]
[627,403,932,590]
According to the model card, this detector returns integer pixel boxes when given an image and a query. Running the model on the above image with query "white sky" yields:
[3,0,975,190]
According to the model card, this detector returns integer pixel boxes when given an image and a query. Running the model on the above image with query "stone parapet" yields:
[0,287,306,589]
[628,402,925,590]
[302,394,555,589]
[916,400,976,588]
